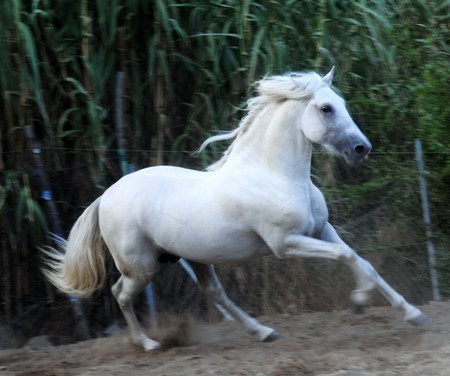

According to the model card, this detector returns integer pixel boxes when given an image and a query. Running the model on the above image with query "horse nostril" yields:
[354,145,367,155]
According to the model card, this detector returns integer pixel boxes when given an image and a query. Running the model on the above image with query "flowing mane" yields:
[199,72,327,171]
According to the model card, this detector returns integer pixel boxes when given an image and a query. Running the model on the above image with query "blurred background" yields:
[0,0,449,346]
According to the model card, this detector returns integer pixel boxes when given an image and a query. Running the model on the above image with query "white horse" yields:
[44,68,429,351]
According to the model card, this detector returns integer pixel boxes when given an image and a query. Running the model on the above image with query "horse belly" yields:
[144,196,269,264]
[183,231,270,264]
[150,211,271,264]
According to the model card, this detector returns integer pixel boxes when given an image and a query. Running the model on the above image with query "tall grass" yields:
[0,0,449,333]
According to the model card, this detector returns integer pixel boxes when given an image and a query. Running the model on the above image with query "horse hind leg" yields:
[112,275,161,350]
[111,256,161,351]
[186,261,281,342]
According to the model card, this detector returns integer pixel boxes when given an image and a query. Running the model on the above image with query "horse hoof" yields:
[353,303,366,315]
[134,336,162,351]
[143,341,161,351]
[407,313,431,328]
[263,330,282,342]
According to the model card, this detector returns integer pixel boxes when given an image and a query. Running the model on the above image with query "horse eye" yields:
[321,105,333,114]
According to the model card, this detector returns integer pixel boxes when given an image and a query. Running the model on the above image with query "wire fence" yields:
[3,147,450,157]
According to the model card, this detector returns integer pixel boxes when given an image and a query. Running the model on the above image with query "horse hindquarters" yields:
[98,192,162,350]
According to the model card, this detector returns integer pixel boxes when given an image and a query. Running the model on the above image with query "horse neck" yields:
[226,100,313,182]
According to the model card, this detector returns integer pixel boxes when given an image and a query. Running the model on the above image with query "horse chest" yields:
[284,199,326,237]
[303,200,327,237]
[253,182,328,237]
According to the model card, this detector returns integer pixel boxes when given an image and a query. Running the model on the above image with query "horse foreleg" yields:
[278,226,430,327]
[112,275,161,351]
[318,224,430,325]
[186,261,281,342]
[318,223,375,310]
[349,256,430,326]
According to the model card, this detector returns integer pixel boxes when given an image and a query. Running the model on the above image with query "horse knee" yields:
[112,283,132,308]
[112,275,150,308]
[337,245,357,264]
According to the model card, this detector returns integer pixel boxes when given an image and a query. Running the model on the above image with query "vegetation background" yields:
[0,0,449,343]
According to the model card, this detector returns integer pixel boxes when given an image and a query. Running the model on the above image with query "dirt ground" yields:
[1,301,449,376]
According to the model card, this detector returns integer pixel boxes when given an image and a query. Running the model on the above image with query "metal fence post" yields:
[415,139,441,301]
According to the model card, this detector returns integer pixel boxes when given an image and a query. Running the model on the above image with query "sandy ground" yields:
[1,301,449,376]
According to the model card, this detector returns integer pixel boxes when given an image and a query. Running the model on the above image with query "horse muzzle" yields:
[343,139,372,165]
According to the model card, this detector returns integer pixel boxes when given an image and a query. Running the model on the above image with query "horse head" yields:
[300,67,372,165]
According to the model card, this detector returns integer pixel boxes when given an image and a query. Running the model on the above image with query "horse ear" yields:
[323,66,335,85]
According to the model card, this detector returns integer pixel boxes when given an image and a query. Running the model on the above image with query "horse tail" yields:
[42,197,108,298]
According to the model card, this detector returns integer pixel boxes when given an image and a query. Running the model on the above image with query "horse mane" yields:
[200,72,326,171]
